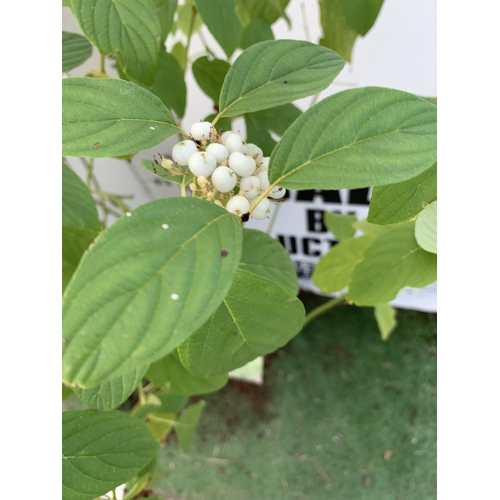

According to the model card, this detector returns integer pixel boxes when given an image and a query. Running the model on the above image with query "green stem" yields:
[111,488,117,500]
[85,158,94,190]
[303,295,346,328]
[137,382,147,406]
[100,54,106,74]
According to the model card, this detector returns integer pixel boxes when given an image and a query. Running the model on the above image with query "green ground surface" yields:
[154,295,437,500]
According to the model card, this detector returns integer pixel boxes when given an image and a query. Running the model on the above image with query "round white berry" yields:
[226,195,250,216]
[239,175,261,200]
[206,143,229,163]
[228,151,257,177]
[211,166,237,193]
[246,143,263,162]
[269,186,286,199]
[188,151,217,177]
[190,121,213,141]
[260,157,270,171]
[172,140,198,166]
[257,170,270,190]
[220,131,234,144]
[224,133,248,154]
[251,198,271,220]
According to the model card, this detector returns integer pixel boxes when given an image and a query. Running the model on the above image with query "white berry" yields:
[220,131,234,143]
[211,166,237,193]
[257,170,270,190]
[246,143,263,162]
[206,143,229,163]
[269,186,286,199]
[224,133,248,154]
[251,198,271,220]
[228,151,257,177]
[239,175,261,200]
[172,140,198,166]
[188,151,217,177]
[190,121,212,141]
[260,157,270,171]
[226,195,250,216]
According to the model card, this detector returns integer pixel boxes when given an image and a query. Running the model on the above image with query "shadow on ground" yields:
[154,294,437,500]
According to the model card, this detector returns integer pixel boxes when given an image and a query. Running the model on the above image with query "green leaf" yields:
[62,197,243,388]
[147,412,176,442]
[171,42,186,70]
[62,410,159,500]
[141,158,189,186]
[194,0,243,58]
[156,0,178,43]
[146,351,228,395]
[192,57,231,107]
[367,163,437,225]
[421,96,437,105]
[176,3,202,35]
[62,164,101,292]
[312,236,374,293]
[72,365,148,411]
[239,228,298,296]
[177,269,305,377]
[337,0,384,36]
[240,18,274,49]
[62,31,93,73]
[268,87,437,190]
[319,0,358,62]
[245,103,302,156]
[374,303,398,341]
[323,212,357,242]
[176,400,206,453]
[235,0,290,26]
[62,77,179,158]
[149,50,186,118]
[352,219,392,238]
[72,0,160,85]
[415,201,437,254]
[347,222,437,305]
[63,0,74,9]
[218,40,345,117]
[63,384,74,400]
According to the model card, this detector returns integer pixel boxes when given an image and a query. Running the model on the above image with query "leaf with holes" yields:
[268,87,437,190]
[62,197,242,388]
[177,269,305,378]
[62,163,101,292]
[347,222,437,305]
[62,31,93,72]
[218,40,344,117]
[368,163,437,225]
[62,77,179,158]
[72,365,148,411]
[62,410,159,500]
[72,0,160,85]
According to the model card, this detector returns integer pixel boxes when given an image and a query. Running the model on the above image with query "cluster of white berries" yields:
[160,121,286,220]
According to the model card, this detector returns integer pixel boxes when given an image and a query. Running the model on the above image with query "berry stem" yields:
[303,295,347,328]
[248,183,276,214]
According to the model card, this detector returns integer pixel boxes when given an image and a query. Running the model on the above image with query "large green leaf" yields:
[312,236,374,293]
[177,269,305,377]
[72,0,160,86]
[368,163,437,225]
[146,351,228,395]
[62,77,179,158]
[62,164,101,292]
[323,212,357,242]
[62,31,93,73]
[149,50,186,118]
[374,303,397,341]
[235,0,290,26]
[347,222,437,305]
[176,400,206,452]
[415,201,437,254]
[218,40,345,117]
[337,0,384,36]
[240,18,274,49]
[319,0,358,62]
[245,103,302,156]
[72,365,148,411]
[62,410,159,500]
[194,0,243,58]
[268,87,437,190]
[62,197,243,388]
[192,57,230,107]
[239,228,298,296]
